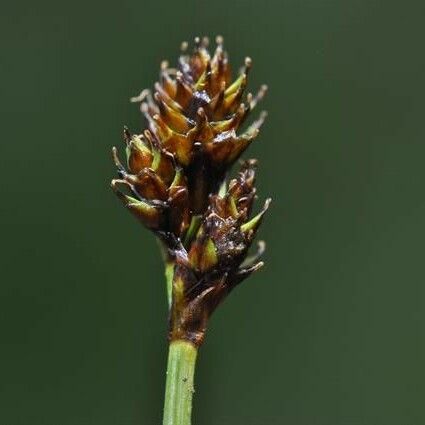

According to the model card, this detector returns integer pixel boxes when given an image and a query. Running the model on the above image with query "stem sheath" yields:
[163,340,198,425]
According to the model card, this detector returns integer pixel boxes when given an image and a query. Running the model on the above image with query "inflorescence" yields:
[111,36,270,346]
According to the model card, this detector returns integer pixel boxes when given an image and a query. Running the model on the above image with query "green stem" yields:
[163,340,198,425]
[165,261,174,308]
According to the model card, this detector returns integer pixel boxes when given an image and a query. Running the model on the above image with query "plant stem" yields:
[164,261,174,308]
[163,340,198,425]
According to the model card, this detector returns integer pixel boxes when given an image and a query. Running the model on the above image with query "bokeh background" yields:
[2,0,424,424]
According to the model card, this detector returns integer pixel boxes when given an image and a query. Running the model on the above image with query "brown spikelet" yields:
[111,36,271,346]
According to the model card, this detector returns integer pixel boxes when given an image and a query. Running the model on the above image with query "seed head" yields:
[111,36,271,345]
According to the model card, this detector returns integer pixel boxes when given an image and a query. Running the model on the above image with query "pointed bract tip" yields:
[260,110,268,120]
[252,260,265,271]
[244,56,252,70]
[257,240,266,254]
[140,102,149,113]
[130,89,150,103]
[110,178,127,195]
[202,36,209,47]
[232,260,265,287]
[240,198,271,234]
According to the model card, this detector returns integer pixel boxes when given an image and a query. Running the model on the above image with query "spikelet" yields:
[111,36,271,345]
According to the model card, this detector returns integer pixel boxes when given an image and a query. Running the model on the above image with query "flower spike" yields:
[111,36,271,346]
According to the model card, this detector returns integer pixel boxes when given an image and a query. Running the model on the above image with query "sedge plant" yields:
[111,35,270,425]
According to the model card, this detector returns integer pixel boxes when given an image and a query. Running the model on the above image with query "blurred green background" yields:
[1,0,424,424]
